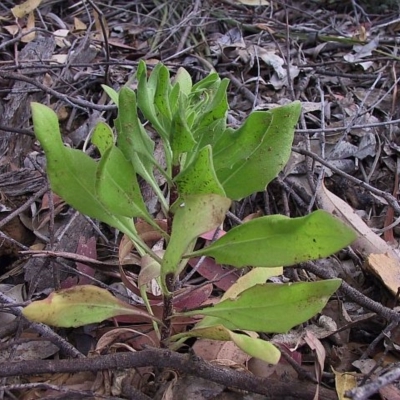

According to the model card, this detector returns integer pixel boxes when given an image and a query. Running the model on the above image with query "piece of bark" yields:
[0,169,45,198]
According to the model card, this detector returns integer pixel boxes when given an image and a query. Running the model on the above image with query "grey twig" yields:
[0,347,337,399]
[292,146,400,215]
[346,364,400,400]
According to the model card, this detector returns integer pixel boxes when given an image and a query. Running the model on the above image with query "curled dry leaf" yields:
[304,330,326,397]
[192,338,250,364]
[317,183,400,295]
[188,257,240,291]
[173,284,213,311]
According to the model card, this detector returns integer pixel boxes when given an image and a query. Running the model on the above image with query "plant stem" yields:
[160,273,174,347]
[160,164,181,345]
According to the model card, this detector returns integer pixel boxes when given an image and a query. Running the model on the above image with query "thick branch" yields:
[0,347,337,399]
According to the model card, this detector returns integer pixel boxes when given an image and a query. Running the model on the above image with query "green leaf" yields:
[22,285,160,328]
[229,330,280,364]
[161,194,231,288]
[169,83,181,115]
[175,145,225,196]
[222,267,283,300]
[136,61,169,140]
[213,101,302,200]
[115,86,168,210]
[213,113,269,170]
[91,121,114,153]
[198,267,283,330]
[170,94,196,163]
[31,103,137,237]
[189,210,357,267]
[173,67,192,96]
[136,60,156,121]
[191,72,219,92]
[116,86,156,162]
[154,63,172,120]
[191,120,228,157]
[179,279,342,333]
[101,84,119,105]
[171,325,281,364]
[194,78,229,131]
[92,123,150,220]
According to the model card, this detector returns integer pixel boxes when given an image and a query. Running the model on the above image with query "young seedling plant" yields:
[24,61,357,364]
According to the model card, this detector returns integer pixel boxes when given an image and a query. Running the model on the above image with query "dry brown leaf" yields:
[138,252,162,297]
[93,9,108,41]
[305,331,326,400]
[4,24,19,35]
[96,328,155,352]
[367,254,400,295]
[119,234,134,264]
[192,338,249,364]
[317,183,400,295]
[51,54,68,64]
[188,257,240,291]
[53,29,70,48]
[21,11,36,43]
[248,353,299,379]
[11,0,42,18]
[135,219,168,247]
[74,17,87,31]
[173,284,213,311]
[332,368,358,400]
[242,210,263,222]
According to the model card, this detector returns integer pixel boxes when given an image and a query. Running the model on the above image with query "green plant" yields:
[24,61,357,363]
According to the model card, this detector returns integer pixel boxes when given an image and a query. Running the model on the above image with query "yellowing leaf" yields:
[161,194,231,287]
[222,267,283,300]
[12,0,42,18]
[332,368,357,400]
[171,324,280,364]
[22,285,159,327]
